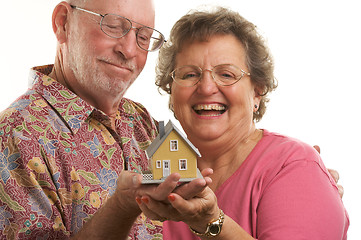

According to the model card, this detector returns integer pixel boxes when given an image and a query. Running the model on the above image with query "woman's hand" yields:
[136,169,218,230]
[137,184,220,232]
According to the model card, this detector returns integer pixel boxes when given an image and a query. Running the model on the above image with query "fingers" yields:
[135,172,181,202]
[113,171,145,214]
[337,184,344,198]
[166,191,220,229]
[311,147,344,198]
[136,194,182,222]
[135,169,216,222]
[327,168,344,198]
[149,173,181,201]
[328,168,340,183]
[137,188,218,226]
[117,170,142,189]
[173,178,209,200]
[312,147,344,198]
[313,145,321,154]
[201,168,213,178]
[172,168,213,200]
[311,147,343,198]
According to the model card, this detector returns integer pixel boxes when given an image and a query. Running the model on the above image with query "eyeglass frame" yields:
[70,5,166,52]
[170,64,251,87]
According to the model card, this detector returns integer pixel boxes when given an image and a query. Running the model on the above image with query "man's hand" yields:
[134,168,213,204]
[327,168,344,198]
[313,145,344,198]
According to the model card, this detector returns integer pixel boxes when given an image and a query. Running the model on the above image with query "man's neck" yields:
[49,56,123,123]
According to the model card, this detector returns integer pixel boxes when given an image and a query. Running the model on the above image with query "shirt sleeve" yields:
[256,160,348,240]
[0,120,70,238]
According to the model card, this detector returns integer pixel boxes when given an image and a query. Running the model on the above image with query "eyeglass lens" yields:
[100,14,164,51]
[173,65,245,86]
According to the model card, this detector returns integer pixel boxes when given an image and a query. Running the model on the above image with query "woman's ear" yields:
[253,87,263,110]
[52,1,72,44]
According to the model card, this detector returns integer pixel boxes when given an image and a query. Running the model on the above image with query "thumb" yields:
[117,170,142,189]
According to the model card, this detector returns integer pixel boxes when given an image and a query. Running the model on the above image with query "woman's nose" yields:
[196,70,219,95]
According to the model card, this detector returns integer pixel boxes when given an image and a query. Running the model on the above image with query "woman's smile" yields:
[192,103,227,117]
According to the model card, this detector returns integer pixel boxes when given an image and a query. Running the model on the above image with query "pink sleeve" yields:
[257,160,348,240]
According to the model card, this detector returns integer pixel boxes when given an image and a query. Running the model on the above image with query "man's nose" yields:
[114,29,139,59]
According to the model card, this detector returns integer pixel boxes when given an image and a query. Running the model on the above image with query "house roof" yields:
[146,120,201,158]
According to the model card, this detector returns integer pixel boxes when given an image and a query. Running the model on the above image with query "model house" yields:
[142,120,202,184]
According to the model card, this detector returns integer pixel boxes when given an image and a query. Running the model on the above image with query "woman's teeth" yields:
[193,104,226,116]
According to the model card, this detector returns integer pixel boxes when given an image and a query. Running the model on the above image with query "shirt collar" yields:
[29,65,142,134]
[29,65,95,135]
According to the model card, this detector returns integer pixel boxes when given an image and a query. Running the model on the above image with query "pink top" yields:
[163,130,349,239]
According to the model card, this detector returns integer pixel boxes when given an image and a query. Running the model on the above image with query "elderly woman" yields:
[138,7,349,239]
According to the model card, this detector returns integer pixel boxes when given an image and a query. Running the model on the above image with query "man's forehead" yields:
[85,0,155,26]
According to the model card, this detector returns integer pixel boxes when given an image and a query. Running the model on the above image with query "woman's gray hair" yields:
[155,6,277,122]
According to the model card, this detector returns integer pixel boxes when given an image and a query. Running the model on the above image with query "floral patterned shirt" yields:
[0,65,162,239]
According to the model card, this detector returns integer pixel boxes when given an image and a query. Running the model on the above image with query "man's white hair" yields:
[66,0,88,6]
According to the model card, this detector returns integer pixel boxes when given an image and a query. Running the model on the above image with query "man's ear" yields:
[52,1,72,44]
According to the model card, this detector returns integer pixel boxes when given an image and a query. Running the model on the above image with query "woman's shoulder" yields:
[251,131,348,240]
[259,129,320,163]
[249,129,327,179]
[249,129,334,189]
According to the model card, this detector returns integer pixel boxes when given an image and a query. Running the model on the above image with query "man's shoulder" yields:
[119,98,158,138]
[121,97,146,110]
[0,90,43,123]
[0,89,57,145]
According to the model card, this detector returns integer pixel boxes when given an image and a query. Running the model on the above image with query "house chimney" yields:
[159,121,165,139]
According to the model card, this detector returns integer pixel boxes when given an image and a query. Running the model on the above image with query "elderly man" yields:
[0,0,211,239]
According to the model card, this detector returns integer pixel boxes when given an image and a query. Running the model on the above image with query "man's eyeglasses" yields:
[70,5,166,52]
[170,64,251,87]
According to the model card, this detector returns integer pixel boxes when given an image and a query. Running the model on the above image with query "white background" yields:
[1,0,360,238]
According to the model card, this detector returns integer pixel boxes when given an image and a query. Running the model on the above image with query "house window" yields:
[170,140,178,151]
[156,160,161,169]
[179,159,187,170]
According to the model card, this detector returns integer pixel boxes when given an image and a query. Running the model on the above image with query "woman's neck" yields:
[198,128,263,191]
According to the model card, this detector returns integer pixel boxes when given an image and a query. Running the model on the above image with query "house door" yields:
[163,160,170,178]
